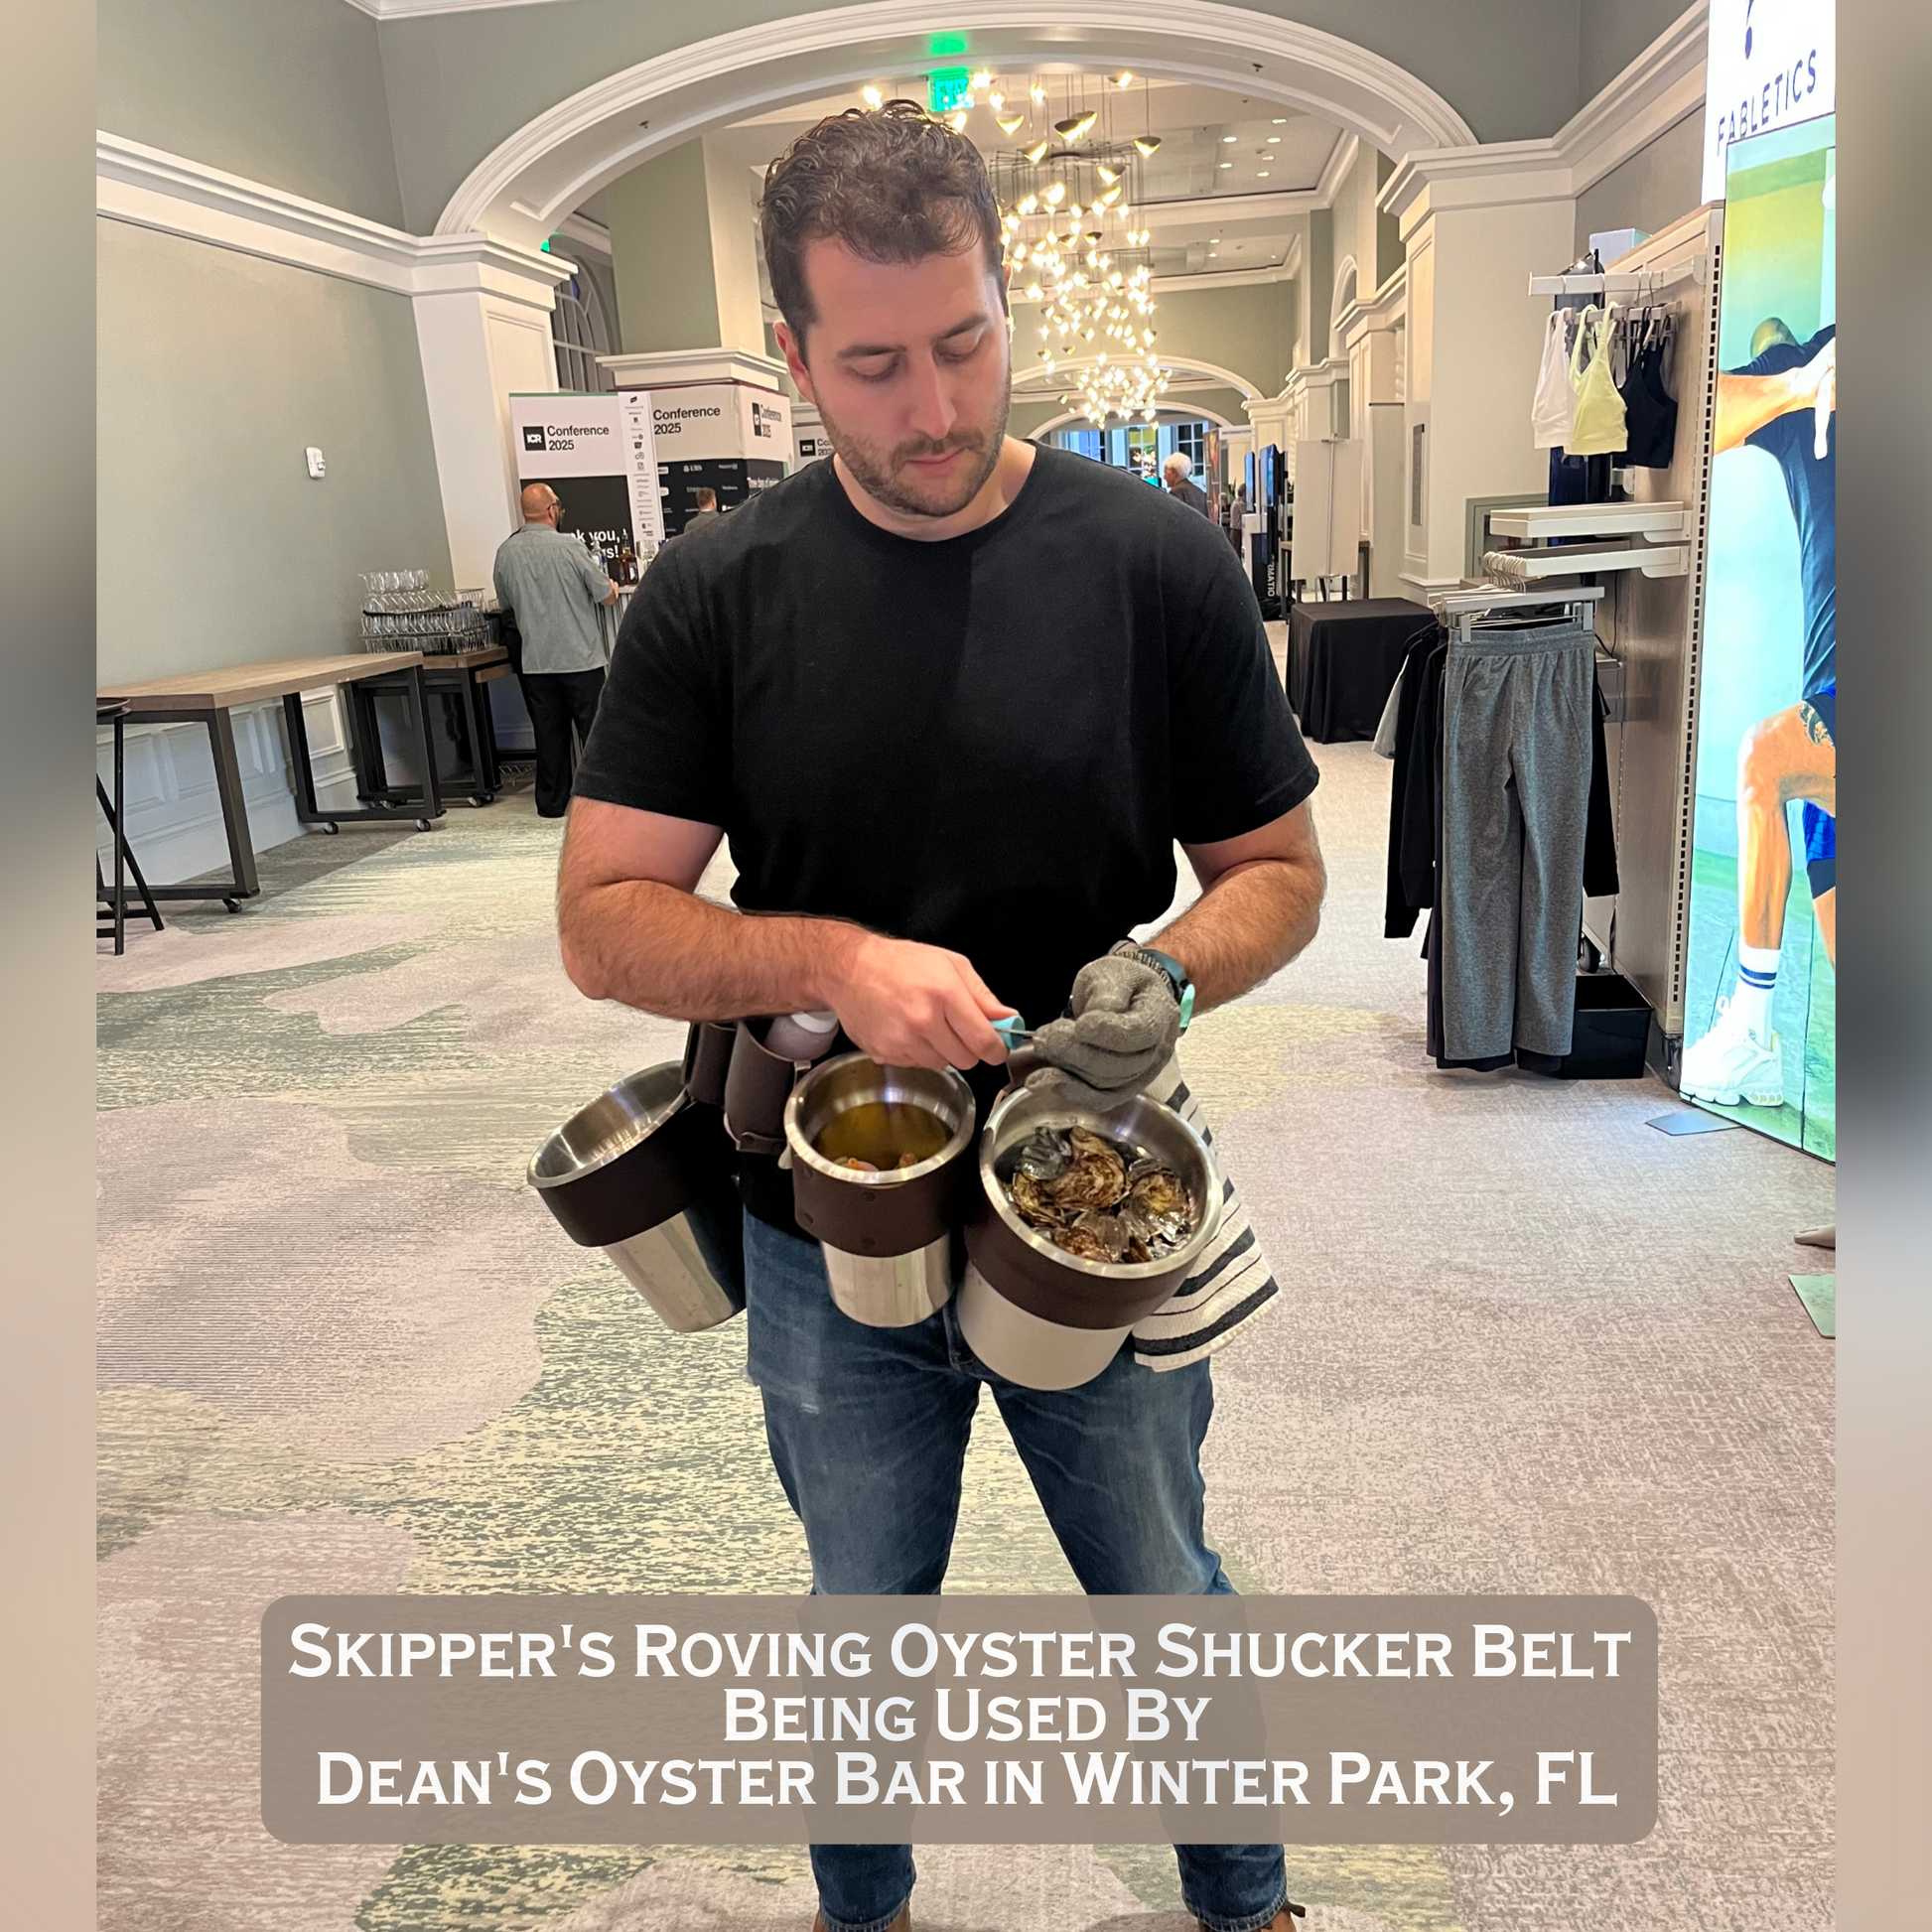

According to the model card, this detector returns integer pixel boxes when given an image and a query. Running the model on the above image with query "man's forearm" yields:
[1713,369,1803,455]
[1153,855,1325,1012]
[560,879,857,1021]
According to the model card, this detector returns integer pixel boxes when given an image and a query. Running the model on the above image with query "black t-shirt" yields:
[1736,324,1835,696]
[574,445,1318,1223]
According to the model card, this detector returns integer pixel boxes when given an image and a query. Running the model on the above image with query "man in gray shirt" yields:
[492,483,620,817]
[679,485,724,537]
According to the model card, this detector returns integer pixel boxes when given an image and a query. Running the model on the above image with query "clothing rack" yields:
[1429,584,1604,643]
[1527,256,1707,301]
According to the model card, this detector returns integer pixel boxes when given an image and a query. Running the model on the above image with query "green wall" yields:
[1574,110,1704,256]
[1146,280,1300,395]
[604,140,725,351]
[374,1,1607,233]
[96,4,1698,238]
[96,221,451,683]
[1303,207,1334,368]
[98,0,405,228]
[1579,0,1692,101]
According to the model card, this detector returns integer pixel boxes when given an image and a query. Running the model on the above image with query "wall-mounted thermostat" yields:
[305,447,327,479]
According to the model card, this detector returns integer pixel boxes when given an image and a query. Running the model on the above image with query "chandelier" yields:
[899,69,1171,424]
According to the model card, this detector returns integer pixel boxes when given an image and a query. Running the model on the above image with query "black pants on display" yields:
[523,668,606,817]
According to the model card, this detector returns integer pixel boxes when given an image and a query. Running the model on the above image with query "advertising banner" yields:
[511,392,662,569]
[631,380,791,535]
[1702,1,1836,204]
[1679,112,1835,1157]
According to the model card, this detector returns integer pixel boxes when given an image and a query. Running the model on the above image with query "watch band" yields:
[1111,942,1196,1033]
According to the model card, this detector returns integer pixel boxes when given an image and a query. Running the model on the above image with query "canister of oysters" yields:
[784,1053,977,1327]
[960,1084,1221,1389]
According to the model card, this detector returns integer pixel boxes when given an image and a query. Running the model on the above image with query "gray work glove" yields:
[1025,951,1180,1110]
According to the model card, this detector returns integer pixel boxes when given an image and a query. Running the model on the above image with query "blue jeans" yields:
[743,1213,1290,1932]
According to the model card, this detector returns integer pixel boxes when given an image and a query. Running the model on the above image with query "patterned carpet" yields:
[97,709,1835,1930]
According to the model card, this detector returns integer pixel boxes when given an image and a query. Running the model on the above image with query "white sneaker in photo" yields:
[1680,996,1784,1108]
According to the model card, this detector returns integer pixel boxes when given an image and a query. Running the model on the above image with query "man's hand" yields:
[558,799,1013,1074]
[825,931,1012,1073]
[1029,954,1179,1097]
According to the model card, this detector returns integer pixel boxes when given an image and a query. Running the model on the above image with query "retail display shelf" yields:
[1482,543,1689,585]
[1433,584,1607,615]
[1486,501,1688,542]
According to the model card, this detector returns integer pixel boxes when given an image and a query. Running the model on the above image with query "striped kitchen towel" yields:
[1129,1057,1280,1371]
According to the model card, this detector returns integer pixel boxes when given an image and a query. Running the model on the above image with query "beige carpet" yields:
[97,692,1834,1930]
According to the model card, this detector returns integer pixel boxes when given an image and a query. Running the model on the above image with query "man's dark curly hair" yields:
[759,100,1005,351]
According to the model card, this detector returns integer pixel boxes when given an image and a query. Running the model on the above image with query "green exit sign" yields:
[927,68,971,114]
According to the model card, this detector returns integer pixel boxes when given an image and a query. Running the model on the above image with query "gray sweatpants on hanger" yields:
[1440,620,1594,1060]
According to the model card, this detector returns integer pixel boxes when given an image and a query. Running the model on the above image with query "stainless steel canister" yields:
[528,1063,744,1331]
[783,1054,976,1327]
[960,1085,1222,1389]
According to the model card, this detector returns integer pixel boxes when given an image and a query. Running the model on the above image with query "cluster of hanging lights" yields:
[870,69,1171,425]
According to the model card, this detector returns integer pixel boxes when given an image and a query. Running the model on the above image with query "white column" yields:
[1380,154,1576,596]
[410,235,572,592]
[1340,268,1410,598]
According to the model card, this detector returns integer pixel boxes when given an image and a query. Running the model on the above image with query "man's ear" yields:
[775,321,816,406]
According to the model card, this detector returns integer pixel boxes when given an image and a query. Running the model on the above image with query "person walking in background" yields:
[1162,450,1211,515]
[678,485,725,538]
[491,483,620,819]
[1230,482,1249,554]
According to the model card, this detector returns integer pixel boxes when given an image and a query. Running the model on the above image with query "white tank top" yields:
[1531,307,1577,450]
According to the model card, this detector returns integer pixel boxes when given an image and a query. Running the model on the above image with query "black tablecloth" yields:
[1285,597,1436,743]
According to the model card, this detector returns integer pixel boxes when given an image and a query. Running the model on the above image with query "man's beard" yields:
[821,383,1013,520]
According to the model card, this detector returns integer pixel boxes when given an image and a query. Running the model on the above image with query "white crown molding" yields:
[1379,3,1708,232]
[1012,349,1261,401]
[553,210,613,260]
[1316,130,1360,205]
[341,0,573,17]
[1560,1,1708,197]
[96,131,569,303]
[1151,261,1297,293]
[1333,259,1407,350]
[437,0,1475,243]
[1137,188,1326,229]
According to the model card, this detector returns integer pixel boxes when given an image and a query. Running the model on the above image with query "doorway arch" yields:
[437,0,1476,249]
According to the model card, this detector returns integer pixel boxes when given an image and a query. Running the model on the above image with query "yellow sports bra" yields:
[1568,305,1628,457]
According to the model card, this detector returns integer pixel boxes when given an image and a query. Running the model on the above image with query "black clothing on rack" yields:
[1548,448,1613,504]
[1383,621,1447,938]
[1618,337,1678,468]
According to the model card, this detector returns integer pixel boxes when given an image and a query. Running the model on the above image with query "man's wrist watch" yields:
[1110,942,1196,1033]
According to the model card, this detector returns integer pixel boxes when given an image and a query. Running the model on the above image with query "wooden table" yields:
[350,644,510,807]
[96,651,444,906]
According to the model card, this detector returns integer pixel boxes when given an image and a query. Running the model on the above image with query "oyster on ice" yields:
[1010,1169,1070,1230]
[1051,1219,1114,1263]
[1048,1127,1128,1211]
[1128,1167,1189,1224]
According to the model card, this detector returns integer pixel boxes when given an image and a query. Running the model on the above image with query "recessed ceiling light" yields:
[1209,235,1221,242]
[1272,118,1287,124]
[1258,170,1270,177]
[1222,135,1237,143]
[1267,135,1281,143]
[1218,161,1231,169]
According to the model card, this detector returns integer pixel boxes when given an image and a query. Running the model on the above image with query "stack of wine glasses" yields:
[358,570,491,653]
